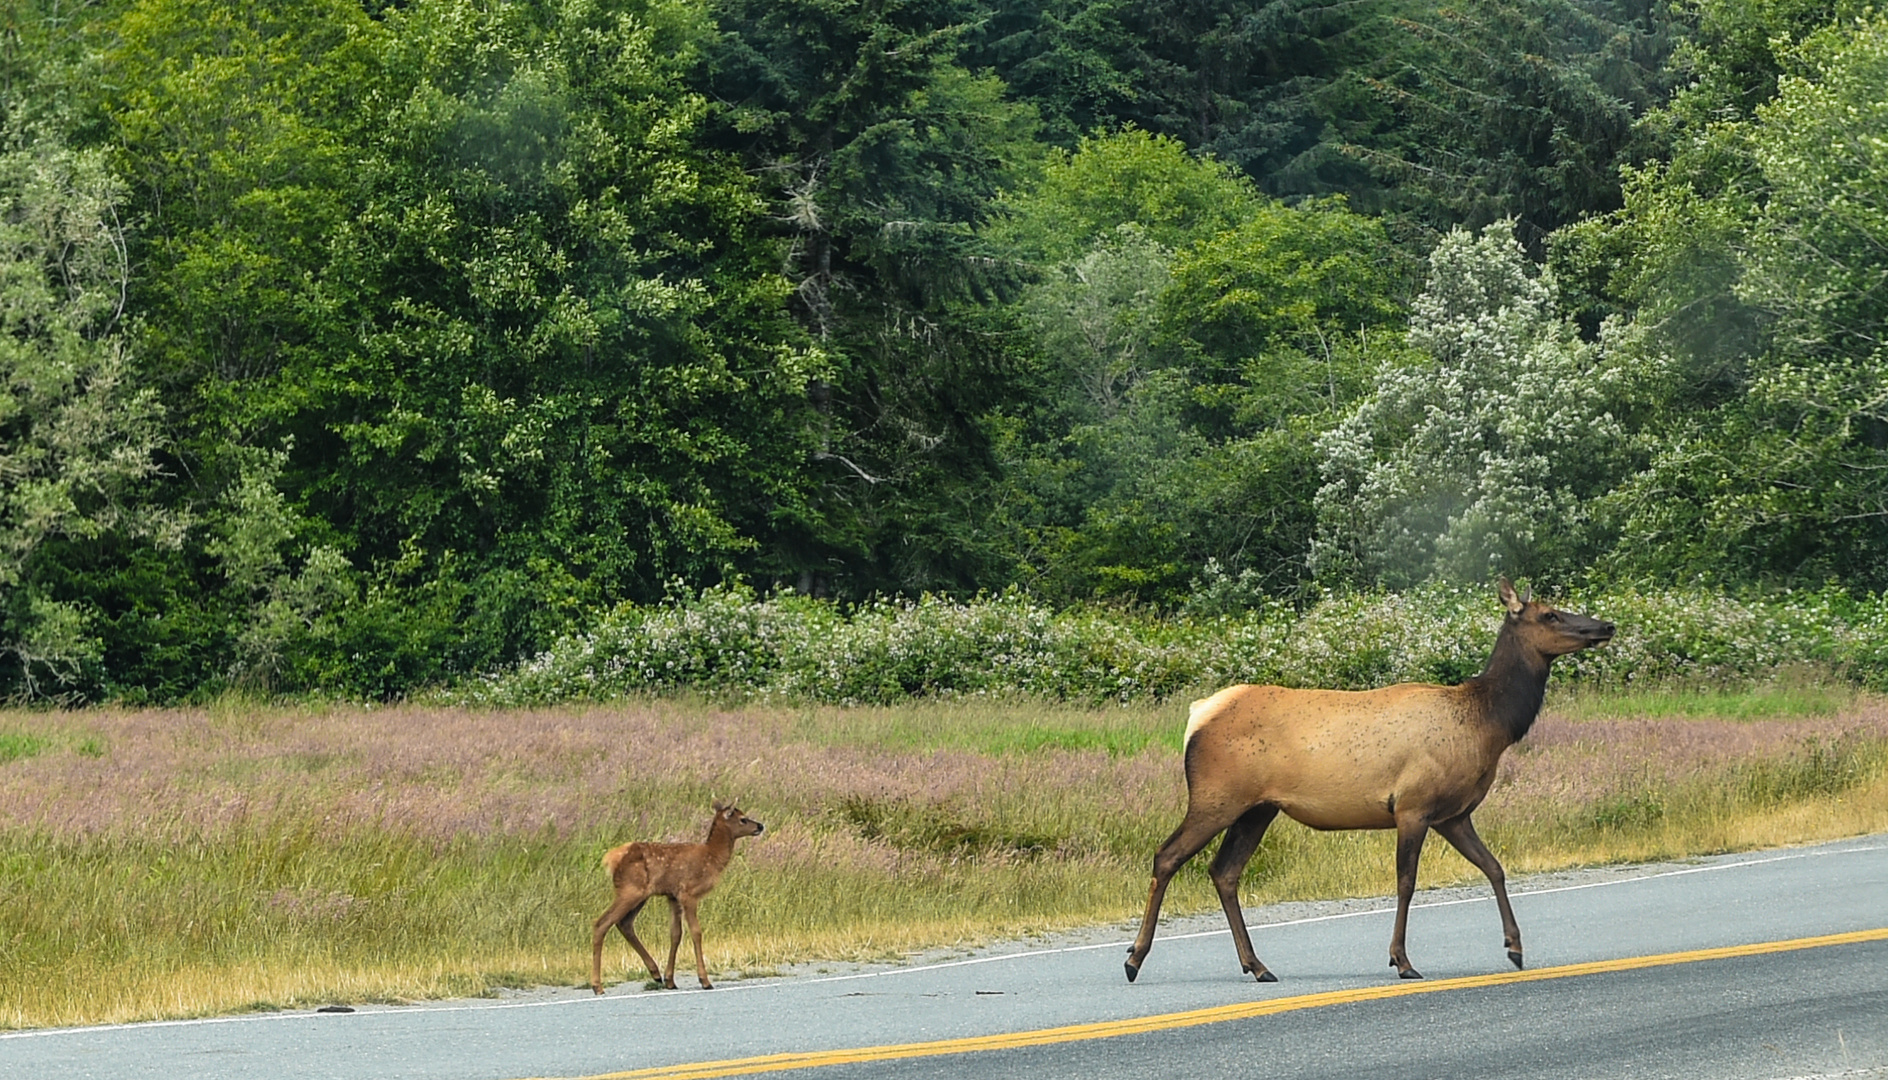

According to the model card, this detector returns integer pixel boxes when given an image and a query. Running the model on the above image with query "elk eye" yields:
[1542,611,1559,622]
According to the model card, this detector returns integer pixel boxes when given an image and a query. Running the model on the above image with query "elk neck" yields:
[701,817,738,862]
[1468,619,1553,746]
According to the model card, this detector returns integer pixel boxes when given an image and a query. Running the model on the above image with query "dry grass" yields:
[2,689,1887,1030]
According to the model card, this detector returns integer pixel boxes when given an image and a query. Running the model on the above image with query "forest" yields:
[4,0,1888,702]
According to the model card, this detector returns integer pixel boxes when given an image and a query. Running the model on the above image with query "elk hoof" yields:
[1124,959,1140,983]
[1508,950,1524,970]
[1398,967,1423,980]
[1248,967,1278,984]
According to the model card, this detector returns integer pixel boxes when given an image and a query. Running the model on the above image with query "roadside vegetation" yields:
[7,0,1888,710]
[6,0,1888,1037]
[4,686,1887,1030]
[450,583,1888,707]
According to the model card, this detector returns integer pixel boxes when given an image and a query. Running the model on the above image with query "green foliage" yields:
[1723,735,1888,807]
[454,581,1888,707]
[63,0,835,697]
[1589,791,1665,830]
[1314,224,1627,587]
[1316,0,1680,245]
[101,0,375,423]
[1160,196,1408,399]
[971,0,1397,178]
[1743,18,1888,360]
[308,0,822,616]
[1555,678,1861,720]
[695,0,1046,597]
[1590,13,1888,588]
[1659,0,1867,134]
[6,0,1888,702]
[991,129,1263,262]
[0,729,50,763]
[984,136,1410,604]
[0,15,176,699]
[835,794,1060,859]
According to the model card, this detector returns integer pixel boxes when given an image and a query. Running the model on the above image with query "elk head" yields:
[711,800,766,839]
[1499,578,1614,657]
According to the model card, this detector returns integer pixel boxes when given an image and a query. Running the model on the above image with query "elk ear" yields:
[1498,577,1525,614]
[711,798,726,813]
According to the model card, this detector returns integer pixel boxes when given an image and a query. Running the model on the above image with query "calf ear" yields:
[1498,577,1525,614]
[711,798,726,813]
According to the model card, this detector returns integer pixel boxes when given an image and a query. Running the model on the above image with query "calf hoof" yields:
[1398,967,1423,980]
[1124,959,1140,983]
[1244,966,1278,984]
[1508,950,1524,970]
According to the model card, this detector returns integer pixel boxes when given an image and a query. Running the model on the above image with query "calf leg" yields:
[1434,813,1522,969]
[1208,805,1280,982]
[663,897,684,989]
[591,895,640,994]
[680,898,713,989]
[1389,815,1428,979]
[1125,804,1243,982]
[615,900,663,984]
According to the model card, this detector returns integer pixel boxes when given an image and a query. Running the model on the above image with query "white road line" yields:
[4,838,1883,1042]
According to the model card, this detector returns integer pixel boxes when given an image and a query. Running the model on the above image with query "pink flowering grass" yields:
[2,692,1886,1029]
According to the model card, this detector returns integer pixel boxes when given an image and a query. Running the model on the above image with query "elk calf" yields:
[590,801,764,994]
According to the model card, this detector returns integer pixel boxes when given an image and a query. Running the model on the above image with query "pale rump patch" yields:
[1184,686,1247,746]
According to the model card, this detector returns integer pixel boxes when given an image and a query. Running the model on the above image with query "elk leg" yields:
[680,898,713,989]
[1434,813,1522,969]
[1207,805,1280,982]
[1125,808,1240,982]
[663,897,686,990]
[616,900,663,984]
[590,895,640,994]
[1389,816,1428,979]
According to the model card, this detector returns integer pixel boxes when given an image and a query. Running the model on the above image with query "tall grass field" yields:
[4,687,1888,1030]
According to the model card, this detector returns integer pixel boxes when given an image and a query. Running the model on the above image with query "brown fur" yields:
[1124,578,1614,983]
[590,801,764,994]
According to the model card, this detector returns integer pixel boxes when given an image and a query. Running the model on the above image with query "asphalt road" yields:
[6,833,1887,1080]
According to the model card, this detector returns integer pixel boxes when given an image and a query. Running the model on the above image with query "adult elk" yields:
[591,801,764,994]
[1124,579,1612,983]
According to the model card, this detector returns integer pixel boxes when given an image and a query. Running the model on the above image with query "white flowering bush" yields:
[1555,587,1862,686]
[1257,585,1498,689]
[1314,223,1627,587]
[448,582,1888,706]
[475,584,838,702]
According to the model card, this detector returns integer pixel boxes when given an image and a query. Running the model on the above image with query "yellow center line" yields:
[536,927,1888,1080]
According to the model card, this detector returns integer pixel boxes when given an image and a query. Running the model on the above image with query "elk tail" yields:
[602,845,629,875]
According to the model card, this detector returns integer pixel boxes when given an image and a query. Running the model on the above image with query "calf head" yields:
[711,799,765,839]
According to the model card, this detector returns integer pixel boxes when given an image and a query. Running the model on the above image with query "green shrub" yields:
[0,731,51,764]
[448,583,1888,706]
